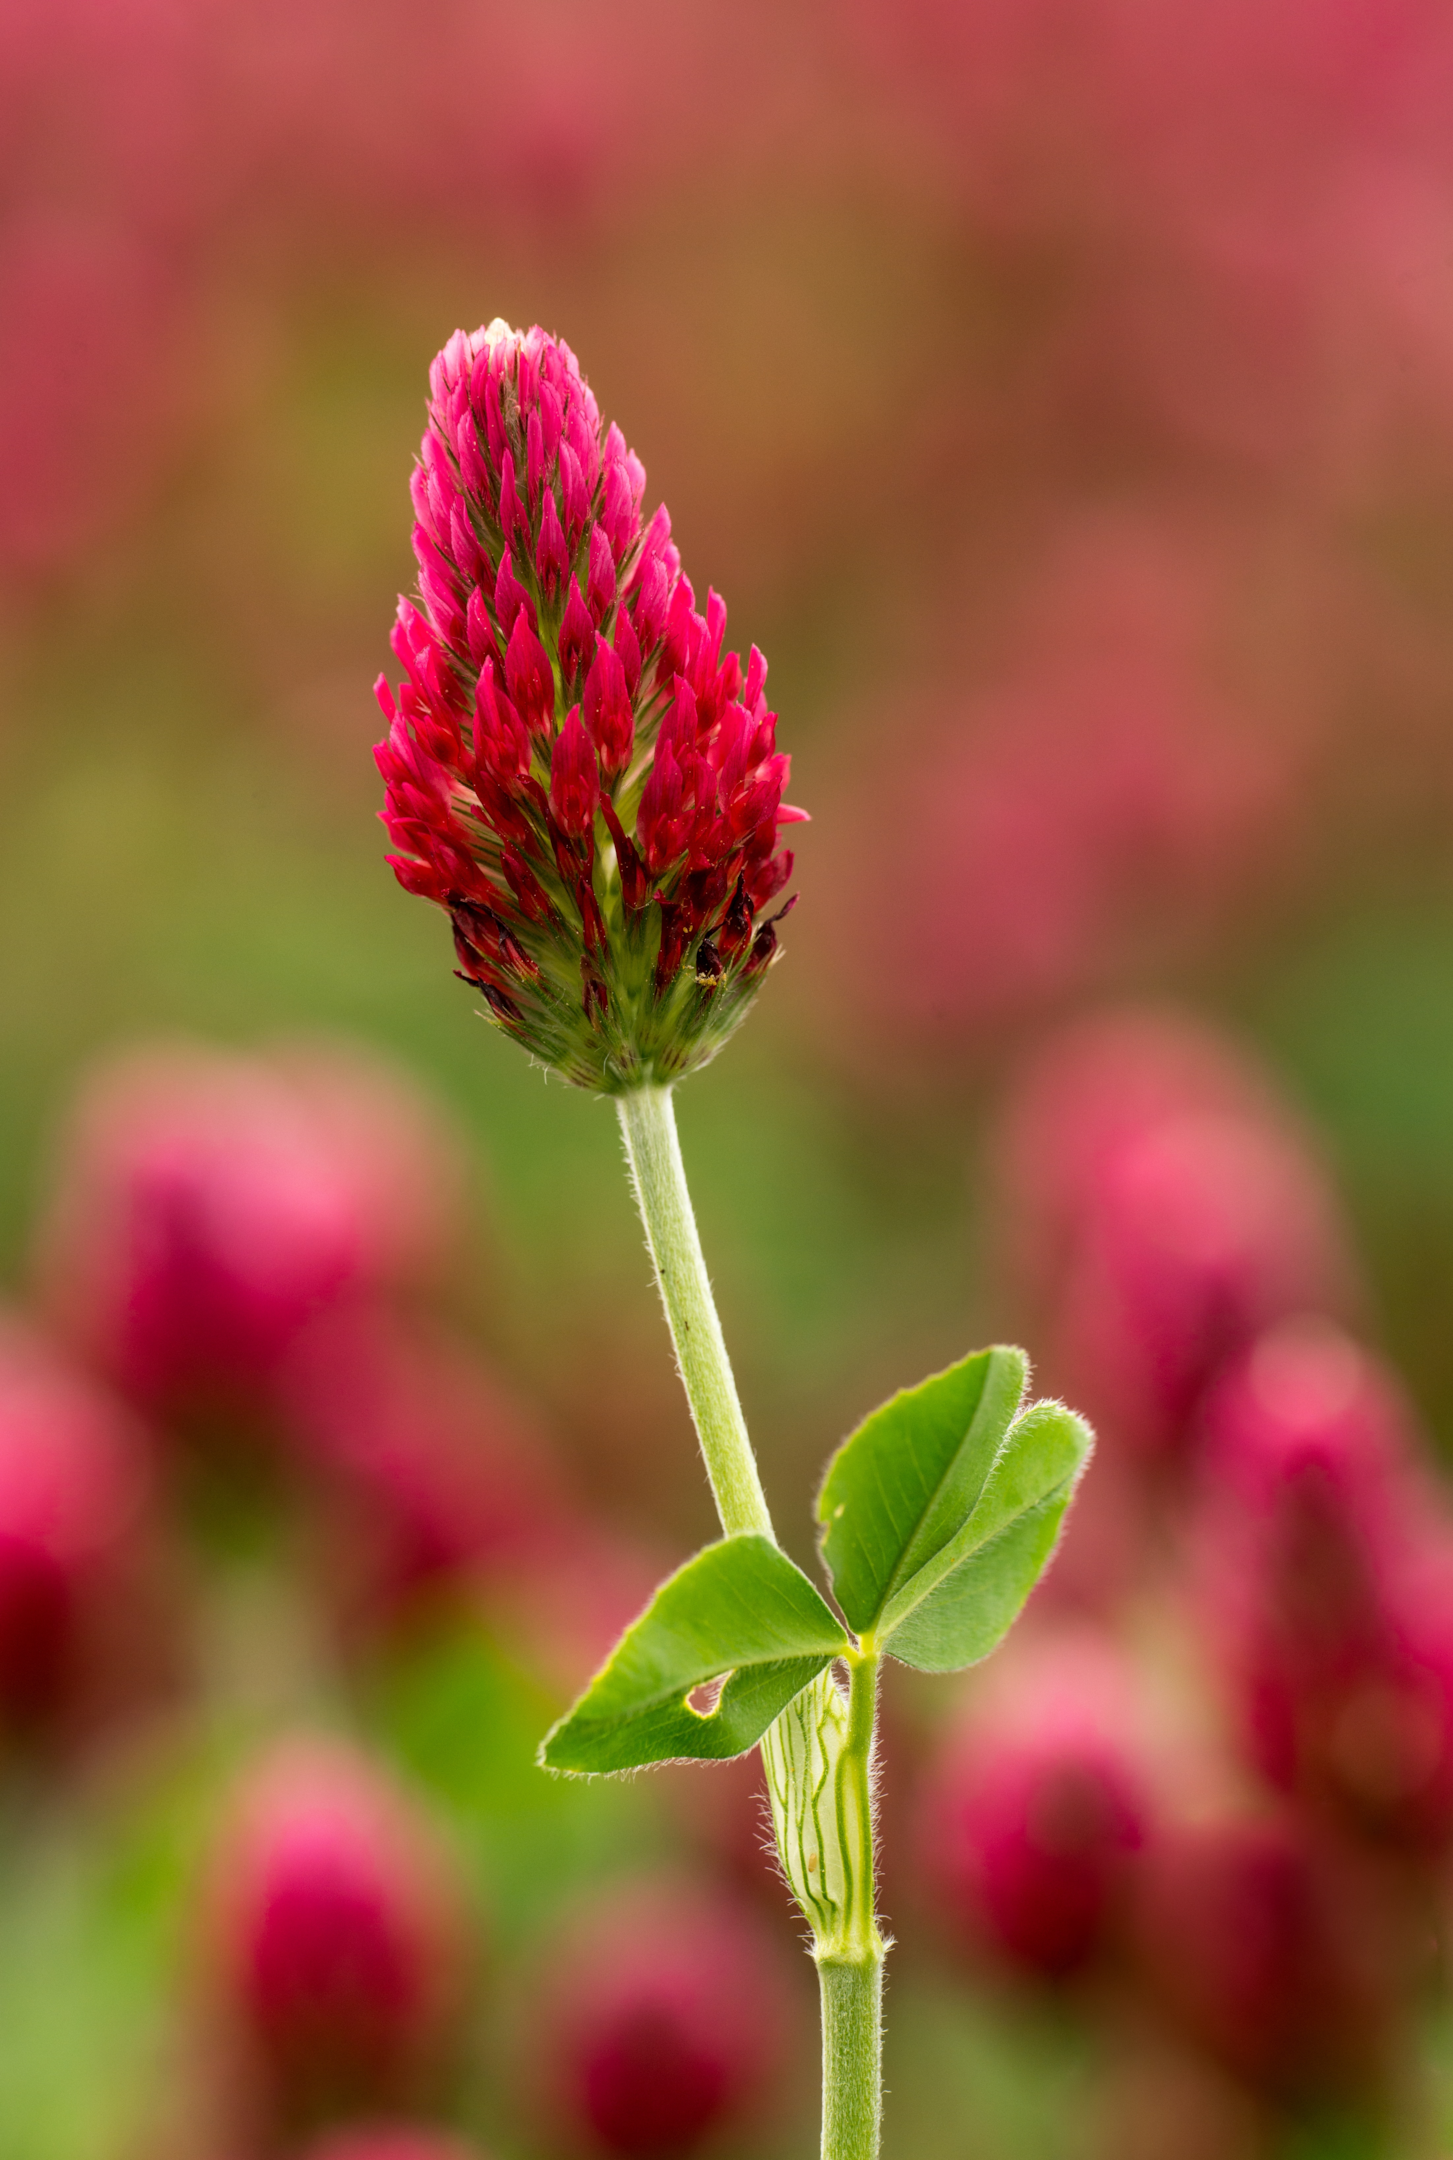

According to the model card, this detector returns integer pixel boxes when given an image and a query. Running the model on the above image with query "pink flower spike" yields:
[550,708,600,840]
[376,321,804,1087]
[558,577,596,692]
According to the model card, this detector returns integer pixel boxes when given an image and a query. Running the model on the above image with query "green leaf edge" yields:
[878,1398,1094,1667]
[814,1344,1029,1636]
[537,1530,851,1778]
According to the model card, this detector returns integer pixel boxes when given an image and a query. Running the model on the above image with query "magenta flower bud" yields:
[36,1044,461,1417]
[558,574,596,691]
[464,586,500,672]
[474,661,531,787]
[535,484,569,600]
[559,440,589,545]
[613,605,642,699]
[206,1739,466,2140]
[1132,1808,1392,2100]
[0,1314,157,1734]
[918,1633,1150,1978]
[550,707,601,842]
[526,405,547,513]
[375,321,803,1090]
[535,1879,790,2157]
[586,522,616,621]
[498,447,526,551]
[492,548,534,640]
[448,501,490,590]
[583,638,634,780]
[456,406,491,502]
[504,608,554,740]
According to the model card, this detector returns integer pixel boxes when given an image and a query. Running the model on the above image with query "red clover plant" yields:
[372,318,1095,2160]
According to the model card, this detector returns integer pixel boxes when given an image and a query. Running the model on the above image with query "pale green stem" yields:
[819,1958,883,2160]
[616,1083,774,1540]
[616,1080,883,2159]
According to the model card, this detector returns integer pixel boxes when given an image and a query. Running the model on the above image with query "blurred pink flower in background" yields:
[986,1008,1357,1607]
[1194,1322,1453,1850]
[1131,1805,1398,2103]
[36,1042,464,1419]
[532,1876,795,2158]
[0,1310,165,1738]
[278,1305,559,1607]
[817,524,1308,1058]
[0,211,192,586]
[300,2130,488,2160]
[276,1299,660,1691]
[0,0,856,597]
[997,1009,1355,1462]
[5,0,1453,2144]
[851,0,1453,482]
[916,1630,1152,1979]
[1048,1108,1352,1462]
[204,1737,468,2148]
[299,2131,489,2160]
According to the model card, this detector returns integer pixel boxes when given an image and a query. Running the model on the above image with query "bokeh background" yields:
[6,3,1453,2156]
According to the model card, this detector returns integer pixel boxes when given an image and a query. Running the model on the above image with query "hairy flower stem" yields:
[819,1958,884,2160]
[616,1083,774,1540]
[618,1081,885,2159]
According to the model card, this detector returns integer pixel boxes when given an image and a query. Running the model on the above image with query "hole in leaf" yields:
[686,1675,728,1716]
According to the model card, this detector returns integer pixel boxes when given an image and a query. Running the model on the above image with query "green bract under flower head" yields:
[374,321,805,1091]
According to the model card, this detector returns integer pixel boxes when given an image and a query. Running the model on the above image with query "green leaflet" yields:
[816,1346,1028,1635]
[881,1401,1092,1669]
[817,1349,1092,1671]
[539,1532,851,1775]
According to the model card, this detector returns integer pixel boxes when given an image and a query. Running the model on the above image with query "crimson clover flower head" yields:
[374,320,805,1091]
